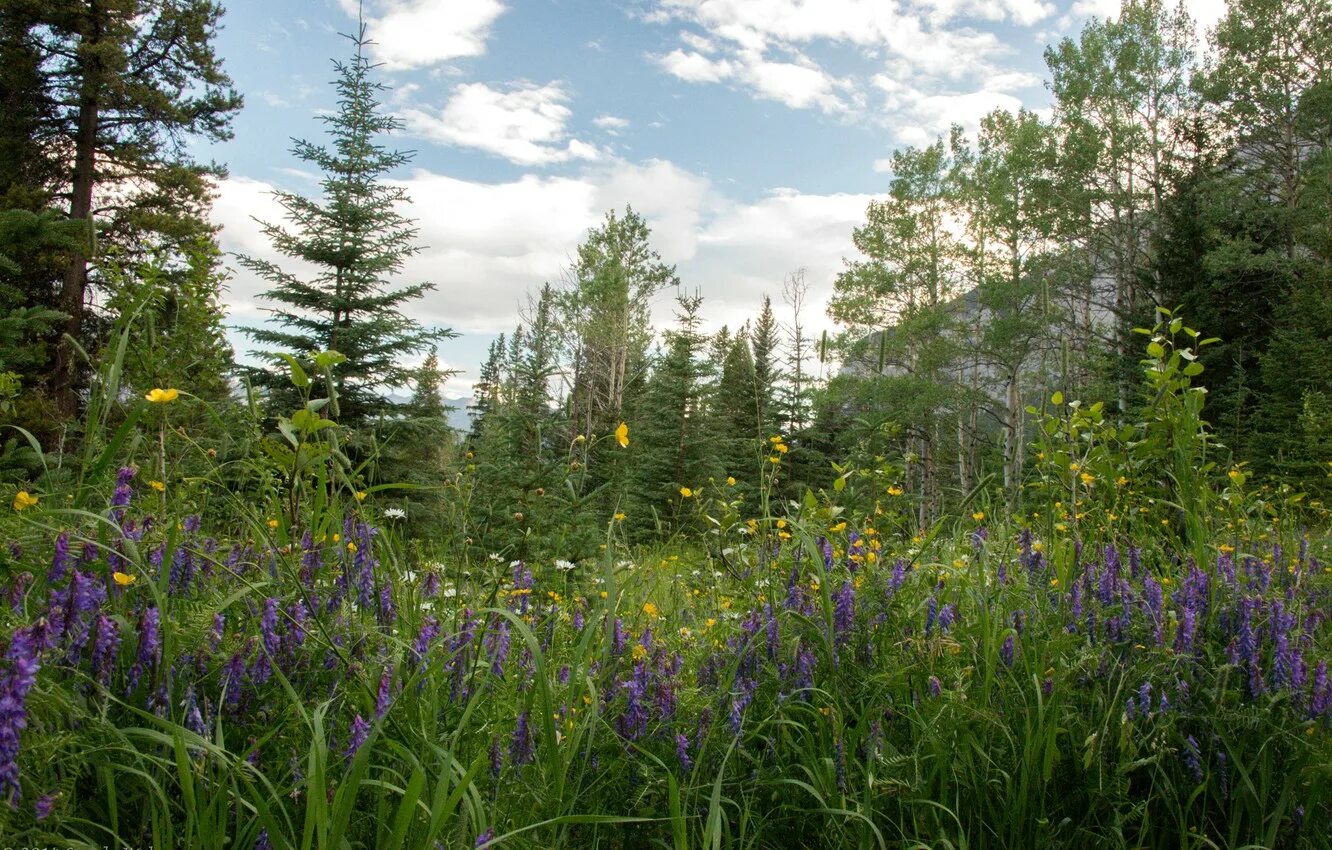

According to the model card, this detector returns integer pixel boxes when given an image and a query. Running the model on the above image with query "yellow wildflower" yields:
[12,490,38,511]
[829,521,847,533]
[355,491,367,502]
[613,511,626,521]
[347,541,357,553]
[972,511,985,522]
[631,644,648,661]
[769,435,783,443]
[643,602,660,619]
[679,487,693,498]
[144,388,179,404]
[615,422,630,448]
[726,476,736,486]
[113,571,137,586]
[1079,472,1095,486]
[887,486,904,497]
[267,518,279,529]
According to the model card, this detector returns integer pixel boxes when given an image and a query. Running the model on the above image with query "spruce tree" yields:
[750,294,781,436]
[240,21,450,425]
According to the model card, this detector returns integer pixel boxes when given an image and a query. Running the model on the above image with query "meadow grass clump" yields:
[0,320,1329,849]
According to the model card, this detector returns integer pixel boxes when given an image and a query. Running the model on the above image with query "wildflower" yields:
[127,607,161,694]
[0,625,41,804]
[928,675,942,698]
[11,491,37,512]
[1182,735,1204,784]
[475,828,495,848]
[887,486,904,497]
[675,732,692,771]
[643,602,660,619]
[376,668,392,719]
[615,422,630,448]
[148,480,165,492]
[972,511,985,522]
[144,388,179,403]
[34,791,56,820]
[679,487,693,498]
[382,507,406,520]
[1000,634,1015,667]
[1079,472,1095,486]
[344,714,370,761]
[510,711,533,766]
[613,512,625,521]
[726,476,736,486]
[112,571,136,586]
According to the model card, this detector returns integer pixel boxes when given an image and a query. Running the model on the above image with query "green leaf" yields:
[1146,341,1166,359]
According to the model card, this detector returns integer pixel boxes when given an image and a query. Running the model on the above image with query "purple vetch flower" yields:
[127,607,161,694]
[819,537,833,571]
[890,559,906,593]
[792,643,816,697]
[222,642,250,710]
[91,614,120,687]
[764,603,779,661]
[489,736,502,778]
[510,711,532,766]
[572,607,584,631]
[413,615,440,666]
[344,714,370,761]
[1182,735,1203,784]
[611,618,625,656]
[925,597,938,636]
[255,829,272,850]
[65,570,105,661]
[834,737,847,792]
[378,582,396,627]
[1308,661,1329,718]
[938,603,956,633]
[1042,677,1053,698]
[1174,606,1197,655]
[376,667,393,719]
[971,525,988,552]
[927,675,942,698]
[421,570,441,598]
[34,791,55,820]
[0,625,41,804]
[209,613,225,654]
[1138,682,1152,717]
[833,581,855,644]
[475,828,495,848]
[182,685,207,736]
[676,732,692,771]
[487,618,510,676]
[48,532,71,583]
[6,573,32,612]
[111,466,136,510]
[287,600,309,651]
[1000,634,1015,667]
[1159,692,1170,714]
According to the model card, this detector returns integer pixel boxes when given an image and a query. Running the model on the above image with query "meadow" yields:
[1,316,1329,850]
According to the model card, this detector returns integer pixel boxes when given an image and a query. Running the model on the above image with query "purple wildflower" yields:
[676,732,693,772]
[34,791,55,820]
[833,581,855,644]
[127,607,161,694]
[1182,735,1203,784]
[344,714,370,761]
[48,533,71,583]
[475,828,495,848]
[1000,634,1015,668]
[0,625,41,803]
[376,668,392,719]
[928,675,942,698]
[91,614,120,687]
[510,711,532,766]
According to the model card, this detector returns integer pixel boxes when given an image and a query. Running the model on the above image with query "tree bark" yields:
[53,1,103,417]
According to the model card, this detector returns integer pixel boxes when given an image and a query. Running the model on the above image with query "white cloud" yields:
[873,78,1024,145]
[593,114,631,133]
[347,0,506,70]
[212,160,879,381]
[401,81,601,166]
[657,48,734,83]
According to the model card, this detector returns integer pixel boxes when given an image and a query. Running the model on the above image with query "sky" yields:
[204,0,1227,400]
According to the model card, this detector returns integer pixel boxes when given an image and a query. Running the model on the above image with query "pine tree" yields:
[240,21,450,425]
[626,293,715,536]
[9,0,243,415]
[750,294,781,436]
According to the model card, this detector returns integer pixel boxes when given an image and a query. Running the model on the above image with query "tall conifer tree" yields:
[240,20,450,425]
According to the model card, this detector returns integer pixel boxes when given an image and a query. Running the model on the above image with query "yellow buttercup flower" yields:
[113,571,137,586]
[266,519,279,529]
[355,491,367,502]
[972,511,985,522]
[887,486,904,497]
[829,521,847,533]
[148,480,165,492]
[613,511,626,521]
[144,388,179,404]
[347,541,358,553]
[12,490,38,511]
[1079,472,1095,486]
[642,602,660,619]
[615,422,630,448]
[726,476,736,486]
[679,487,693,498]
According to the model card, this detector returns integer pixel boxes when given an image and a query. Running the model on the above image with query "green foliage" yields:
[240,24,450,426]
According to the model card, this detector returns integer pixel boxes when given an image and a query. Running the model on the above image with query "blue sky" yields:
[205,0,1224,398]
